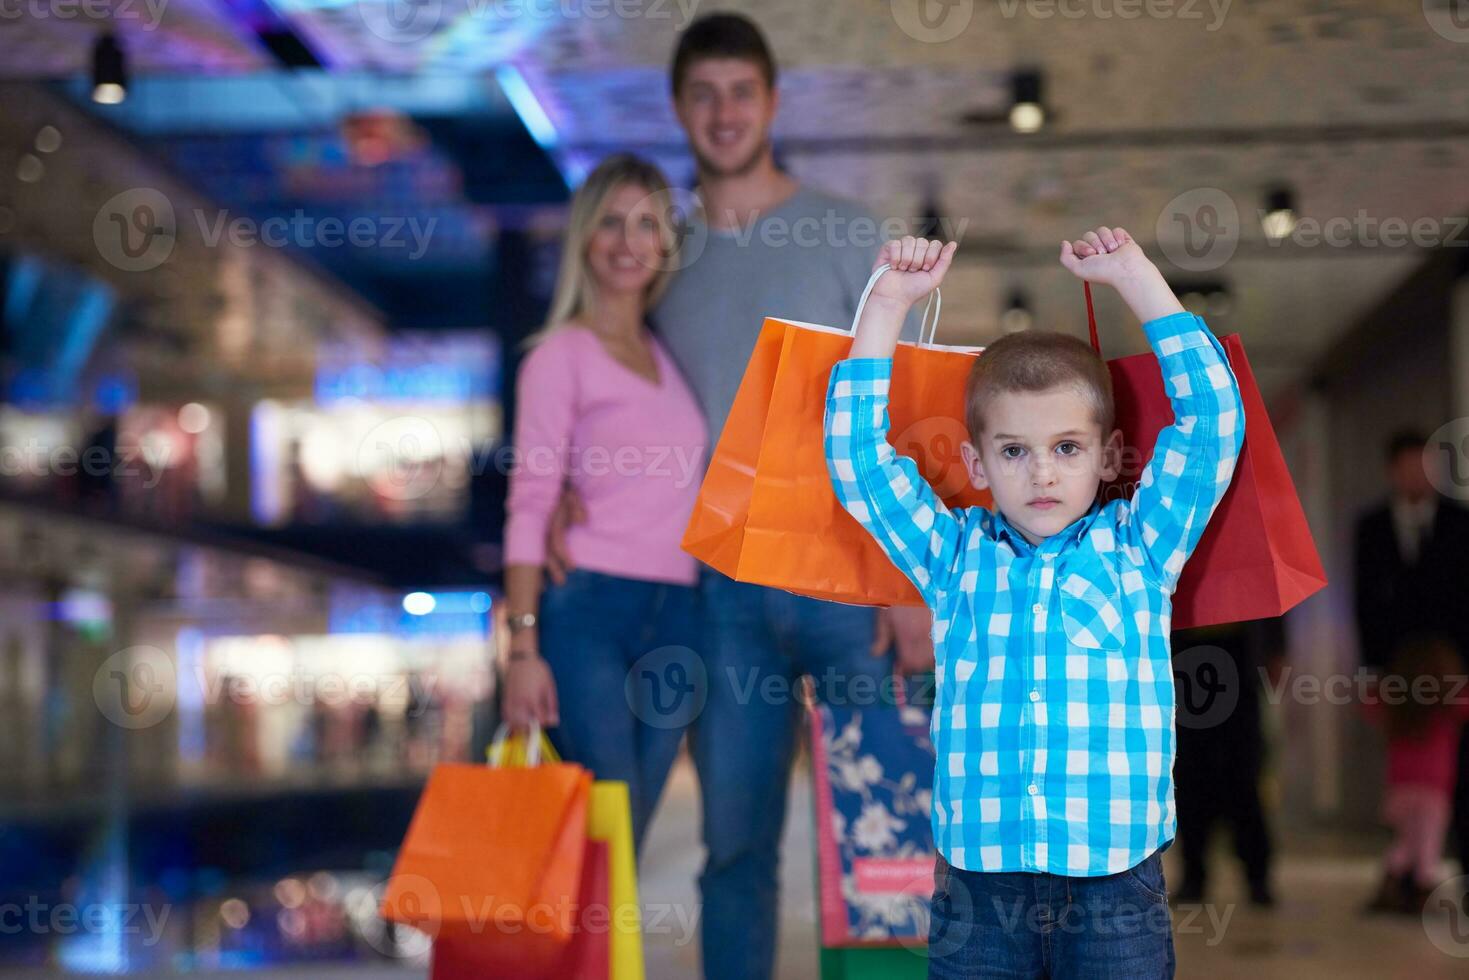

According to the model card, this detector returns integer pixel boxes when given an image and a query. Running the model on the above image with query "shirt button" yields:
[1032,603,1044,615]
[1028,784,1038,796]
[1041,553,1053,562]
[1030,690,1040,702]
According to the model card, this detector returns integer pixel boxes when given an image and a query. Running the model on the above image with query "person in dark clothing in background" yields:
[1354,431,1469,670]
[1354,431,1469,892]
[1172,617,1286,906]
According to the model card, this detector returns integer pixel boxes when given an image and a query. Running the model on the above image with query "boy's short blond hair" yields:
[964,330,1115,442]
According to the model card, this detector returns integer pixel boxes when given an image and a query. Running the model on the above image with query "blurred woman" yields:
[500,154,706,849]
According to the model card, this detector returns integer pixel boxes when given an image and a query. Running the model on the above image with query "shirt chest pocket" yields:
[1058,564,1126,651]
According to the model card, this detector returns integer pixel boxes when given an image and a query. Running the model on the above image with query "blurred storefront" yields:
[0,494,494,973]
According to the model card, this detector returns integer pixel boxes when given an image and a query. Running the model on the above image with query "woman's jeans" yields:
[927,849,1176,979]
[538,568,702,850]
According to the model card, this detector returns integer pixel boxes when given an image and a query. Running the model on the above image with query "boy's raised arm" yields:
[1122,311,1244,591]
[825,238,966,606]
[1059,227,1245,591]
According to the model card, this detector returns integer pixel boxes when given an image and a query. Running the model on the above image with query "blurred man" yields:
[653,14,931,980]
[1353,431,1469,888]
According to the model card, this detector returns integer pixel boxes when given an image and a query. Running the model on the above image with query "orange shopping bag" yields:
[381,725,592,974]
[430,839,610,980]
[682,270,990,605]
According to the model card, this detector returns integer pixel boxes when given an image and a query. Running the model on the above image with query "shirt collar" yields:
[1391,495,1436,524]
[994,499,1103,556]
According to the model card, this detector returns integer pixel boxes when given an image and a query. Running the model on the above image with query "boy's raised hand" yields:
[849,236,960,359]
[869,237,959,308]
[1059,226,1151,286]
[1060,225,1184,323]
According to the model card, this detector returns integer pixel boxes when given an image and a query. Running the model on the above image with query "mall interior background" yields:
[2,0,1469,975]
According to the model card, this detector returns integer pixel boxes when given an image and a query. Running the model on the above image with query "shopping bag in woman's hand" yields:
[381,725,591,975]
[430,839,610,980]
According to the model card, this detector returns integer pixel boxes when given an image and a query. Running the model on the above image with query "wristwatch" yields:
[507,612,538,633]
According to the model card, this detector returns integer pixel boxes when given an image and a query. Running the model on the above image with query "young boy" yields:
[824,229,1244,978]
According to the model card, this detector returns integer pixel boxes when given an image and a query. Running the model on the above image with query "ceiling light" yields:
[92,34,127,105]
[1001,290,1033,332]
[1009,70,1045,133]
[1262,187,1296,241]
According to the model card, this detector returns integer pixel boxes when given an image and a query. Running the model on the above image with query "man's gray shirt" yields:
[652,186,919,444]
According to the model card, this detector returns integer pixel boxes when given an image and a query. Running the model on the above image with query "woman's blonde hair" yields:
[527,154,677,348]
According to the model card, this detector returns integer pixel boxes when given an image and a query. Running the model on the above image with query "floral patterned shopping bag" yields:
[808,674,937,948]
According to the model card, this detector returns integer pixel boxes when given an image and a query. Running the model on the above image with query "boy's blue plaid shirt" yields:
[824,312,1244,877]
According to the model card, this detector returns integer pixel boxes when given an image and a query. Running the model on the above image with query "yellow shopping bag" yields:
[589,781,644,980]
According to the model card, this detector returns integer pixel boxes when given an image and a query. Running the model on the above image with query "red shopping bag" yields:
[430,839,611,980]
[1083,284,1327,626]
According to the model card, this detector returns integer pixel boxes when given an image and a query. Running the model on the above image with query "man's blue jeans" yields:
[694,570,893,980]
[539,568,702,850]
[927,848,1176,979]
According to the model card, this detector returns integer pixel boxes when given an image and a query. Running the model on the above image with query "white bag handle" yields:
[849,263,942,347]
[487,721,544,767]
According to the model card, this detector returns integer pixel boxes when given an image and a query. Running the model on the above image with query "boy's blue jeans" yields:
[539,568,702,850]
[694,570,894,980]
[928,849,1176,979]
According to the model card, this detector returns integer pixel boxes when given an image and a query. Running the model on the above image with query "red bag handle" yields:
[1084,282,1101,354]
